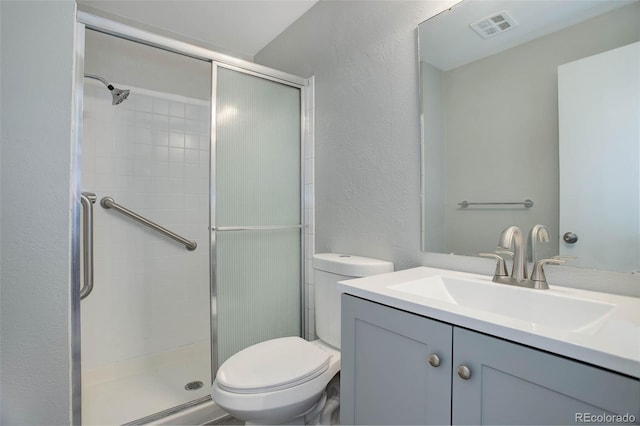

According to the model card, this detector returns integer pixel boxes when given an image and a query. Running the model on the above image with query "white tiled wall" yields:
[81,80,211,370]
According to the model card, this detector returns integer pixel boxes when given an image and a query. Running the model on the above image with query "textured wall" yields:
[256,0,458,270]
[255,0,640,297]
[0,1,76,423]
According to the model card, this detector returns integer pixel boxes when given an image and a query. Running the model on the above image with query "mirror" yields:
[419,0,640,273]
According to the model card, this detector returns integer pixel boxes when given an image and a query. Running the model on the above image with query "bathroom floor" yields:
[82,340,211,425]
[209,415,244,425]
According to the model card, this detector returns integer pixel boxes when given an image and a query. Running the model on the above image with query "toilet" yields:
[211,253,394,425]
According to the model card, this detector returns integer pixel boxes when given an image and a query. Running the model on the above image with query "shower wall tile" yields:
[82,81,211,371]
[153,98,170,115]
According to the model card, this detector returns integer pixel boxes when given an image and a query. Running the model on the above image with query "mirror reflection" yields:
[419,0,640,273]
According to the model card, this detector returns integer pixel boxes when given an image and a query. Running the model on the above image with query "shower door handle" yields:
[80,192,97,300]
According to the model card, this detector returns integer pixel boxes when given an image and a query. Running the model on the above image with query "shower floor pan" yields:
[82,340,215,425]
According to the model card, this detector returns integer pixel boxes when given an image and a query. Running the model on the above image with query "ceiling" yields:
[419,0,638,70]
[77,0,320,60]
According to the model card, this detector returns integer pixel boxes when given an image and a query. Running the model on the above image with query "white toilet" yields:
[211,253,394,425]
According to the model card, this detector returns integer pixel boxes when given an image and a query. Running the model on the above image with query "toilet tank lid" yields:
[313,253,394,277]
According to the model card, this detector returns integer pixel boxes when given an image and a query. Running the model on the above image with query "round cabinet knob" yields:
[428,353,441,367]
[457,365,472,380]
[563,232,578,244]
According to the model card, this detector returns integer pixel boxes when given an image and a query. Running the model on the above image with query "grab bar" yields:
[458,199,534,209]
[100,196,197,251]
[80,192,97,300]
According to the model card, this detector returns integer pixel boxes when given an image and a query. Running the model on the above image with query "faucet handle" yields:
[530,258,566,289]
[479,253,508,277]
[552,255,577,261]
[494,248,514,258]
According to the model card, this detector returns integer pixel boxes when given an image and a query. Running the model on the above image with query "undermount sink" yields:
[389,275,616,333]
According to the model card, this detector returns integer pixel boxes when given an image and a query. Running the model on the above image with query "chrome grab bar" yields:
[100,196,197,251]
[80,192,97,300]
[458,199,534,209]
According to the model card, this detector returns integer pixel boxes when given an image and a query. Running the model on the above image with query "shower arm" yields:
[83,73,130,105]
[84,73,112,89]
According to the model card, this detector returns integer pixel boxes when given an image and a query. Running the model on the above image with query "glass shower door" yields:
[214,66,302,368]
[81,30,212,425]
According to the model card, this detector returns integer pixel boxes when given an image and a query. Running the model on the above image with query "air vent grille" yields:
[470,11,518,39]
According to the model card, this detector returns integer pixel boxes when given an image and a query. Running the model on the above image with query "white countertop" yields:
[337,266,640,378]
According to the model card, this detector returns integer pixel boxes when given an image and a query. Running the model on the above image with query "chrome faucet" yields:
[485,225,570,289]
[497,226,527,282]
[527,224,550,264]
[530,258,565,289]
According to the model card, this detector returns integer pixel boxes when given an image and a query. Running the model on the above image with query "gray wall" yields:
[256,0,640,297]
[256,0,454,271]
[442,2,640,257]
[0,1,77,423]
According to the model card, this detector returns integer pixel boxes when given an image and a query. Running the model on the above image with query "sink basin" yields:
[389,275,616,332]
[338,266,640,377]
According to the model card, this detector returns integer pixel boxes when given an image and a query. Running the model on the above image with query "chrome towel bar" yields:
[100,196,197,251]
[458,199,534,208]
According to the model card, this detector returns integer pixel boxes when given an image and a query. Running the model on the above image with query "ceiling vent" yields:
[470,11,518,39]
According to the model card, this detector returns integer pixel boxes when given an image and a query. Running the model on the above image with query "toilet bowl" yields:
[212,337,340,424]
[211,253,393,425]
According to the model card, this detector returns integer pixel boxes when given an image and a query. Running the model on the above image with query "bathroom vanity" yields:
[338,267,640,425]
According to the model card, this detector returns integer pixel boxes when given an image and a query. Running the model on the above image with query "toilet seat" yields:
[216,337,330,394]
[211,339,341,424]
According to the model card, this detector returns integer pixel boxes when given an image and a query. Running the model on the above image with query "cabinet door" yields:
[341,295,453,425]
[452,327,640,425]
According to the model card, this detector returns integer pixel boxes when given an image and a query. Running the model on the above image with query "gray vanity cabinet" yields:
[341,294,640,425]
[340,294,453,425]
[452,327,640,425]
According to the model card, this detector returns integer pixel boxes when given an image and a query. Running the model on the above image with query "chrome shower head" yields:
[110,87,130,105]
[84,73,130,105]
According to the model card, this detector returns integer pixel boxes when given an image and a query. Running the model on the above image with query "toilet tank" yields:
[313,253,394,349]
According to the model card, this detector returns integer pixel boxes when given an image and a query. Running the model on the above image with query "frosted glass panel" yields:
[216,67,301,226]
[217,229,301,365]
[215,67,302,367]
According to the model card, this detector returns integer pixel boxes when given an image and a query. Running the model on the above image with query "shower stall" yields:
[75,13,312,425]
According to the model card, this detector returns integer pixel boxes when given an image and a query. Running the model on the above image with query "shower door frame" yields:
[72,11,312,424]
[209,62,307,373]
